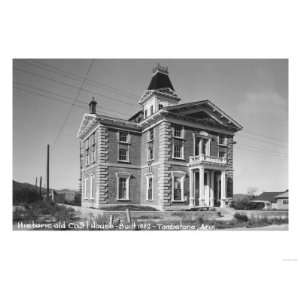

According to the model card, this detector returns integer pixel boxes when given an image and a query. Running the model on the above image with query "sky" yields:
[13,59,288,194]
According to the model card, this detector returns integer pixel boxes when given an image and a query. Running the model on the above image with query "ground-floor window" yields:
[146,176,153,200]
[171,172,185,202]
[84,177,89,199]
[282,199,288,205]
[116,173,130,200]
[90,175,95,199]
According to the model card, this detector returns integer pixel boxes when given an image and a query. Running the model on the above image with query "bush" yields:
[234,213,249,222]
[13,186,40,205]
[230,200,265,210]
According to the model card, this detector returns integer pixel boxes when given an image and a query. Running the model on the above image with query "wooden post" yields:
[126,209,131,223]
[39,176,42,200]
[46,144,50,202]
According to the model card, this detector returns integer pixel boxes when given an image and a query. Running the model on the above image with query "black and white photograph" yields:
[2,1,299,300]
[13,59,288,231]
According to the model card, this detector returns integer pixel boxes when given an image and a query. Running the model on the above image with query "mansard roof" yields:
[138,64,181,104]
[147,70,175,91]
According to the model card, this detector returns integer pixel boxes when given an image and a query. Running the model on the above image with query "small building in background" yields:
[254,190,288,210]
[273,190,288,210]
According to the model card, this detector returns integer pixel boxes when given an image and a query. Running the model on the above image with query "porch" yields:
[189,167,227,208]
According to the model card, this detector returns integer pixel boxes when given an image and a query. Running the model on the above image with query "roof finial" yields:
[153,63,168,74]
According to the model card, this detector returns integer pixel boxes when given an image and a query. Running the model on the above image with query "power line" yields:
[236,144,288,158]
[13,81,127,117]
[14,66,138,107]
[240,131,287,146]
[24,60,140,99]
[15,61,287,148]
[53,60,95,147]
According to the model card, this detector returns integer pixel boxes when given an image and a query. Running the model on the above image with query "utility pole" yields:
[39,176,42,200]
[35,176,37,190]
[46,144,50,202]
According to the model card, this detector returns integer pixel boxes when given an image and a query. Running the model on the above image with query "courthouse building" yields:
[77,65,243,210]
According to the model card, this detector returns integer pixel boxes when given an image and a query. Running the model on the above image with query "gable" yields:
[165,100,243,132]
[76,114,98,139]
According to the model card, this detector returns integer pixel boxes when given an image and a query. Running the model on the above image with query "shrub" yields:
[234,213,249,222]
[230,200,265,210]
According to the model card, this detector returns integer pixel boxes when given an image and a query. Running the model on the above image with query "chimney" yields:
[89,97,97,114]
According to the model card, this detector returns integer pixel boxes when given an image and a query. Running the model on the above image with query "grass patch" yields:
[100,205,159,211]
[13,201,79,225]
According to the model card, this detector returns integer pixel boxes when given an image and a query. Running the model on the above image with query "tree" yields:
[247,187,258,198]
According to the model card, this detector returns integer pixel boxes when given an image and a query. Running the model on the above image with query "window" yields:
[90,175,95,199]
[119,131,129,143]
[174,125,183,138]
[89,133,96,163]
[147,176,153,201]
[84,177,89,199]
[119,147,128,161]
[172,125,184,159]
[85,139,89,165]
[173,139,183,159]
[118,131,130,162]
[150,105,154,115]
[283,199,288,205]
[219,149,227,159]
[116,173,130,201]
[219,135,227,145]
[148,142,154,160]
[119,178,127,200]
[144,110,148,119]
[159,104,163,110]
[148,128,154,141]
[172,175,185,201]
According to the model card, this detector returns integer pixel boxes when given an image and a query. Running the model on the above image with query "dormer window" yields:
[144,110,148,119]
[159,104,163,110]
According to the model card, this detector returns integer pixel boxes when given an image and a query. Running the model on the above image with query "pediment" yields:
[76,113,98,139]
[165,100,242,131]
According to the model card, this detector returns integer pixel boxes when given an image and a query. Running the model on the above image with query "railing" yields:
[189,154,226,165]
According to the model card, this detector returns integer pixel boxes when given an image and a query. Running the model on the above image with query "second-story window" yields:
[119,131,129,143]
[85,139,89,165]
[219,149,227,160]
[89,132,96,163]
[219,135,227,145]
[173,139,184,158]
[148,128,154,141]
[118,130,130,162]
[150,105,154,115]
[174,125,183,138]
[148,142,154,160]
[119,147,128,161]
[172,125,184,159]
[144,110,148,119]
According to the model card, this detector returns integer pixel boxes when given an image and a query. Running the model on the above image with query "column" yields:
[189,169,194,207]
[199,139,203,156]
[210,171,215,207]
[199,167,205,206]
[221,170,226,207]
